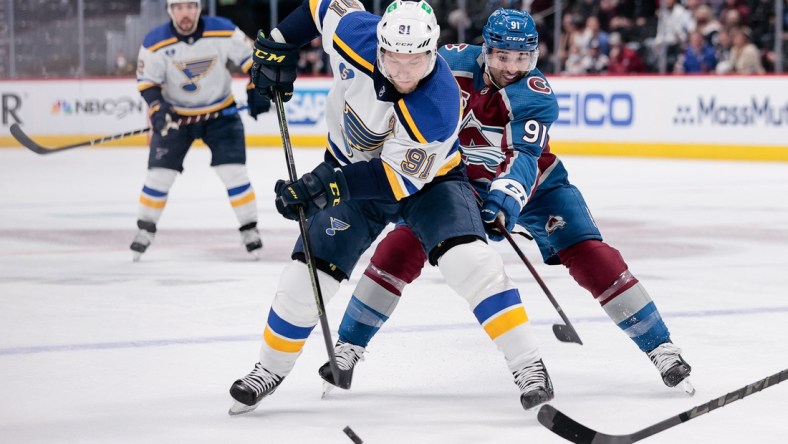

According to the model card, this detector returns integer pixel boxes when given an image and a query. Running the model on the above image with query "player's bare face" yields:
[171,3,199,35]
[486,48,533,88]
[382,51,431,94]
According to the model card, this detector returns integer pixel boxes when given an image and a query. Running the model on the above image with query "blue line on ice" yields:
[2,305,787,356]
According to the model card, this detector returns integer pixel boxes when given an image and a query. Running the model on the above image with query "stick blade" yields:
[553,323,583,345]
[10,124,52,154]
[538,405,630,444]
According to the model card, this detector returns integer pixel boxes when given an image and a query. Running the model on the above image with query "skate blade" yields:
[132,252,142,262]
[677,378,696,396]
[321,381,335,399]
[228,400,261,416]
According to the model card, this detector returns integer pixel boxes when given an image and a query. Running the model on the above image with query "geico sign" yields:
[51,97,144,118]
[555,92,634,127]
[285,90,327,125]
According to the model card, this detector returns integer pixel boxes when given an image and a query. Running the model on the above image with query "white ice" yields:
[1,147,787,443]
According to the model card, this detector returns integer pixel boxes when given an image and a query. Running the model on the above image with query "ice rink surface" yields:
[1,146,787,443]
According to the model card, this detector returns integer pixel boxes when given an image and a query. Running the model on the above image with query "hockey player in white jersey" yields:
[228,0,554,415]
[131,0,271,261]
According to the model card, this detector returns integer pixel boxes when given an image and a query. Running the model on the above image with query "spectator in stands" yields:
[297,37,329,75]
[114,50,135,75]
[558,12,585,70]
[714,29,734,73]
[719,0,750,26]
[729,26,765,74]
[676,30,717,73]
[651,0,696,69]
[582,39,610,73]
[694,5,722,45]
[607,31,646,74]
[721,8,743,32]
[581,15,609,56]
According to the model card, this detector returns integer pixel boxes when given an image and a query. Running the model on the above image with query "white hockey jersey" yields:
[136,16,253,116]
[304,0,462,200]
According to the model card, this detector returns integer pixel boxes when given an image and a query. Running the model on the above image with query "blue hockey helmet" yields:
[482,8,539,85]
[482,8,539,52]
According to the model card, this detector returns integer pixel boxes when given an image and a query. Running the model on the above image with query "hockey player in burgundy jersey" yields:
[320,8,694,398]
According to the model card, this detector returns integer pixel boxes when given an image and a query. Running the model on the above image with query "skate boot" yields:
[239,222,263,257]
[318,340,366,397]
[130,220,156,262]
[647,340,695,395]
[228,362,284,415]
[513,358,554,410]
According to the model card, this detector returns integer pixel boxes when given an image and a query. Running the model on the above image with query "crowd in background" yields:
[282,0,786,76]
[1,0,785,77]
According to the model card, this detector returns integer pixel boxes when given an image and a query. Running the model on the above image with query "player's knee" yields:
[558,240,633,296]
[213,163,250,188]
[145,168,178,192]
[273,261,341,321]
[369,225,427,284]
[437,240,510,305]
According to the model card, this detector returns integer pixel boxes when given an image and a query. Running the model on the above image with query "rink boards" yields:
[0,75,786,161]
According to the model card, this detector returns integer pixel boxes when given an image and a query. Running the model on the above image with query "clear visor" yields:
[485,47,536,72]
[378,49,433,83]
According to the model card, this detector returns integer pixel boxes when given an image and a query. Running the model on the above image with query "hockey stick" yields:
[271,89,340,384]
[498,224,582,344]
[473,189,582,344]
[538,368,788,444]
[11,104,248,155]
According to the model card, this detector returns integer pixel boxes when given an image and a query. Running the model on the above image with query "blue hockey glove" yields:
[480,178,528,242]
[251,30,299,102]
[274,162,349,221]
[246,83,271,120]
[148,100,179,136]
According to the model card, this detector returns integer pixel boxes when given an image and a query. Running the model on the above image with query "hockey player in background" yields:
[319,8,694,397]
[131,0,271,261]
[228,0,555,415]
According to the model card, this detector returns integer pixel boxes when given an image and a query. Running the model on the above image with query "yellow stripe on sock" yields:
[483,306,528,340]
[139,196,166,209]
[263,326,306,353]
[231,191,256,207]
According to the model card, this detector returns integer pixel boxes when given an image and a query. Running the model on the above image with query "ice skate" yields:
[647,341,695,396]
[228,362,284,415]
[513,358,554,410]
[319,340,365,398]
[239,222,263,259]
[129,220,156,262]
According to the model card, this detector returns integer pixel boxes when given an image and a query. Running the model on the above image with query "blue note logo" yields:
[339,63,355,80]
[175,57,217,92]
[325,217,350,236]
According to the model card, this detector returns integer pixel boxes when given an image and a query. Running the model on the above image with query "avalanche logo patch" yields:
[326,217,350,236]
[527,77,552,95]
[339,63,355,80]
[545,215,566,235]
[443,43,468,52]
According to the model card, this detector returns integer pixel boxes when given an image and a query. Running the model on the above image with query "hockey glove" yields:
[246,83,271,120]
[274,162,349,220]
[148,100,179,136]
[251,30,299,102]
[480,178,528,242]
